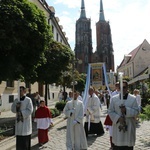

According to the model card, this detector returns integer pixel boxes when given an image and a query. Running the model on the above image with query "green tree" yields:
[140,105,150,121]
[60,70,72,93]
[56,67,86,93]
[74,73,86,93]
[34,41,74,105]
[35,41,74,84]
[0,0,53,82]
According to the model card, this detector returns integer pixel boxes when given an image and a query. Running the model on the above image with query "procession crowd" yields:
[10,80,141,150]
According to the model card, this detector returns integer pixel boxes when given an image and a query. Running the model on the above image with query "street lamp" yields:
[62,71,69,93]
[72,59,82,99]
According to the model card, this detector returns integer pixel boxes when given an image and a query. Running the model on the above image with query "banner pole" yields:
[119,72,123,102]
[18,80,20,101]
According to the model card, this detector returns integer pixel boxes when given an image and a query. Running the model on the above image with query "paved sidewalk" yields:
[0,114,65,150]
[0,99,64,150]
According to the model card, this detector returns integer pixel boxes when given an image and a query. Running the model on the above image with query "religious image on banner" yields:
[92,69,102,81]
[91,63,103,89]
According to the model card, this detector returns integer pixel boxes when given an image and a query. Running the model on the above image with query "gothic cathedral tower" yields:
[74,0,93,73]
[96,0,114,71]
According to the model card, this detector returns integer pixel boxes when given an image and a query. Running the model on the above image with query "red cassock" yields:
[35,106,52,119]
[104,114,112,126]
[35,106,52,144]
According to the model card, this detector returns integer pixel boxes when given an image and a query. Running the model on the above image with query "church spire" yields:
[80,0,86,18]
[99,0,105,21]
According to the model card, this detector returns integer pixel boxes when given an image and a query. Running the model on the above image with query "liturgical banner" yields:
[83,63,112,112]
[91,63,103,89]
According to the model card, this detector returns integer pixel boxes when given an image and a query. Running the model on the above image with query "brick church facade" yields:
[74,0,114,73]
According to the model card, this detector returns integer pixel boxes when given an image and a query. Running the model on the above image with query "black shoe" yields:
[97,134,101,137]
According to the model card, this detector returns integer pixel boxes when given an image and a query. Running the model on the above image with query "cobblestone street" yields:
[0,105,150,150]
[31,116,150,150]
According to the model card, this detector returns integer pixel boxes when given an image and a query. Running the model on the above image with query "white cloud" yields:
[58,15,75,43]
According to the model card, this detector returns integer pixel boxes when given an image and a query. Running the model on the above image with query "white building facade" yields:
[117,39,150,86]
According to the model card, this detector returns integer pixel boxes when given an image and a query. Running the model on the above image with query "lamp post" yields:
[72,59,82,99]
[119,72,124,102]
[62,71,69,92]
[60,71,70,102]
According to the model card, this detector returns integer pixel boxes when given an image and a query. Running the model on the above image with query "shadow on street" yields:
[57,125,67,130]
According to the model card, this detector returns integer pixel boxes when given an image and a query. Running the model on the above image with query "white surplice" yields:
[63,99,87,150]
[108,94,139,147]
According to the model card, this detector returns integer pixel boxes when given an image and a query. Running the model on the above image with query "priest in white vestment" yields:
[63,91,87,150]
[108,80,139,150]
[84,87,104,137]
[11,86,33,150]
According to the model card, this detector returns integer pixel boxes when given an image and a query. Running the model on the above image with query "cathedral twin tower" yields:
[74,0,114,73]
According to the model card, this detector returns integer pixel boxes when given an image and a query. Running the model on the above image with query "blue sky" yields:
[47,0,150,71]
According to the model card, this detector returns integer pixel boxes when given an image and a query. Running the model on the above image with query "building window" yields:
[52,25,54,34]
[84,35,88,42]
[9,95,14,103]
[85,55,88,63]
[127,68,129,77]
[103,35,107,44]
[104,47,108,54]
[77,34,80,43]
[56,33,59,41]
[105,56,108,64]
[6,80,14,87]
[130,67,131,75]
[84,23,87,30]
[85,47,88,53]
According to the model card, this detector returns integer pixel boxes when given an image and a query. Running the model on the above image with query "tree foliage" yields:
[56,65,86,93]
[74,73,86,93]
[140,105,150,121]
[35,41,74,84]
[0,0,53,82]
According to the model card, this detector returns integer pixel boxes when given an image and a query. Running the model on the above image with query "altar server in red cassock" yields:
[34,100,53,146]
